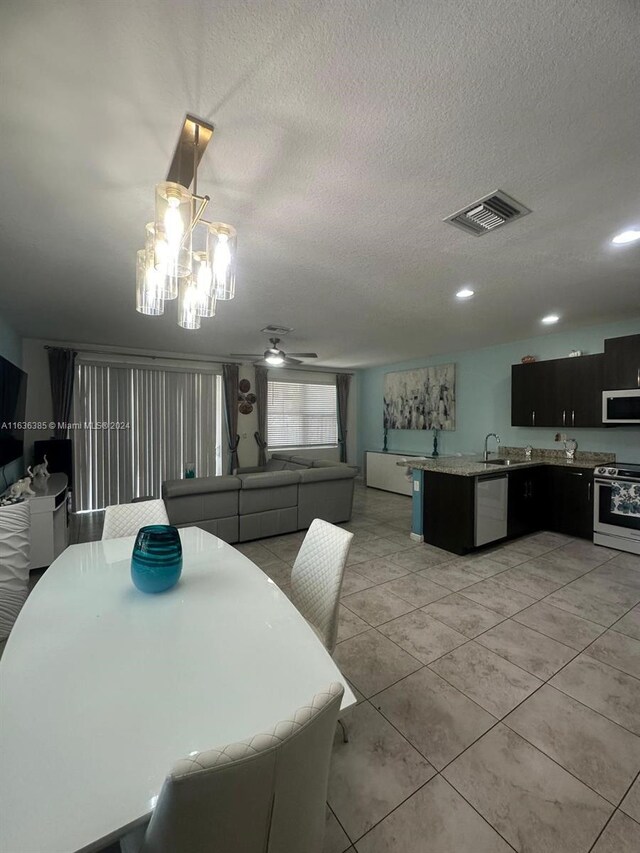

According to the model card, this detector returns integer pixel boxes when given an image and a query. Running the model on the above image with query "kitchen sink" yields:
[482,458,511,466]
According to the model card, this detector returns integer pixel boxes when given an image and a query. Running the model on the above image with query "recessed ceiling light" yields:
[456,288,475,299]
[611,228,640,245]
[542,314,560,325]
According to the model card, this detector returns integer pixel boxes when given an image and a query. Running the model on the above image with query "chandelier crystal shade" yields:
[154,181,193,279]
[193,251,216,317]
[208,222,237,301]
[135,115,238,330]
[136,250,164,316]
[177,279,202,330]
[145,223,178,300]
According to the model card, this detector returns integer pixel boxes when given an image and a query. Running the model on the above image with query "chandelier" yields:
[136,115,237,330]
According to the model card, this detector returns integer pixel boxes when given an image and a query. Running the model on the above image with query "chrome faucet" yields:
[483,433,501,461]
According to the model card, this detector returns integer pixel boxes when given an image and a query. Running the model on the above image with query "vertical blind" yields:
[73,362,222,511]
[267,380,338,448]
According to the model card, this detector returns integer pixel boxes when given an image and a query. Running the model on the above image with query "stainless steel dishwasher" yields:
[475,474,508,546]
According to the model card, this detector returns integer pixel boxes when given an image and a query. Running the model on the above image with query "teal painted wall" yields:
[0,313,24,487]
[358,318,640,466]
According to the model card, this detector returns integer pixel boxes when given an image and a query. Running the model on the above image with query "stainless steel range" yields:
[593,463,640,555]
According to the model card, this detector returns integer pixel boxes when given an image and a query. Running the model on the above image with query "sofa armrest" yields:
[234,465,266,474]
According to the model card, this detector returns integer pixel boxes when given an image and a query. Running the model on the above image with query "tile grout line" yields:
[241,498,639,851]
[339,752,520,853]
[340,547,640,822]
[334,534,639,711]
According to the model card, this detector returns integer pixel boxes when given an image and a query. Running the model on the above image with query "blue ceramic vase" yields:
[131,525,183,593]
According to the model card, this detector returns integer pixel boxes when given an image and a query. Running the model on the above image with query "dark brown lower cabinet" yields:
[507,468,544,539]
[423,465,594,555]
[545,466,594,540]
[422,471,475,555]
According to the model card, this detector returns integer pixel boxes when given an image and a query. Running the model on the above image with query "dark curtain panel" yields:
[253,365,269,467]
[222,363,240,473]
[47,347,78,439]
[336,373,351,463]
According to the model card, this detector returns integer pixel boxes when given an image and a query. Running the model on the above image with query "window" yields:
[73,361,222,511]
[267,380,338,449]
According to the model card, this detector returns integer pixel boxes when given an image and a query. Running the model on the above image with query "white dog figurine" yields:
[10,476,35,499]
[29,454,50,479]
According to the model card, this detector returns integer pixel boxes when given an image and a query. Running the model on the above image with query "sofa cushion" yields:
[239,507,298,542]
[237,470,301,489]
[163,476,241,525]
[297,466,357,483]
[289,455,314,467]
[297,474,355,529]
[237,471,299,515]
[163,476,241,498]
[265,459,289,471]
[173,516,239,544]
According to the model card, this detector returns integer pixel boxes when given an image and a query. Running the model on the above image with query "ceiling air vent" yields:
[260,324,293,335]
[444,190,531,236]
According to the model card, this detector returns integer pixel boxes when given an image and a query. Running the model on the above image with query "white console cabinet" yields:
[27,473,69,569]
[365,452,413,496]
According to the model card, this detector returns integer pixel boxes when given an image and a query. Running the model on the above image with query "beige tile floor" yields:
[70,484,640,852]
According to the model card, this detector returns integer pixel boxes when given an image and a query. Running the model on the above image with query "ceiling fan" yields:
[230,337,318,367]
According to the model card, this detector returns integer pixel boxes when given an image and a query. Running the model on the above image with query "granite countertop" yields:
[396,448,615,478]
[367,449,457,458]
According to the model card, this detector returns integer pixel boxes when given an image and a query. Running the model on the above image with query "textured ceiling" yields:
[0,0,639,367]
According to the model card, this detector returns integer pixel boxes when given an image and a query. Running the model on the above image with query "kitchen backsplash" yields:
[501,446,616,464]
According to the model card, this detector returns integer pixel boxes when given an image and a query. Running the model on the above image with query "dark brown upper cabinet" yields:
[604,334,640,390]
[511,361,555,427]
[511,354,604,428]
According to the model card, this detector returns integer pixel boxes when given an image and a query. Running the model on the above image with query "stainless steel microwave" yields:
[602,389,640,424]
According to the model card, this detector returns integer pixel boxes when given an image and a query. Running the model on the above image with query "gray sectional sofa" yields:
[162,453,357,543]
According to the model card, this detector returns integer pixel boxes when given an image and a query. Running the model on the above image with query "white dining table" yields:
[0,527,355,853]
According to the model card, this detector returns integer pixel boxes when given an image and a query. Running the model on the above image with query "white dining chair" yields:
[0,502,30,641]
[120,681,344,853]
[101,500,170,540]
[290,519,353,742]
[290,519,354,656]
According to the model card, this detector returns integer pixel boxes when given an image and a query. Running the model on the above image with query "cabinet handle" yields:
[532,410,536,426]
[562,409,566,426]
[571,409,575,427]
[637,367,639,389]
[588,481,591,500]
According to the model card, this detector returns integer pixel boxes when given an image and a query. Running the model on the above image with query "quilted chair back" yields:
[290,519,354,654]
[0,502,30,640]
[136,682,344,853]
[102,500,169,540]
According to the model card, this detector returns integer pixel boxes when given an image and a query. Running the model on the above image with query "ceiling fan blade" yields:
[286,352,318,358]
[282,356,303,365]
[229,354,263,358]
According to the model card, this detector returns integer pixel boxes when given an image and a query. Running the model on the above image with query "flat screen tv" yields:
[0,354,28,468]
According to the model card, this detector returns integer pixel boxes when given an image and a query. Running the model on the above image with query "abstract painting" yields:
[383,364,455,430]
